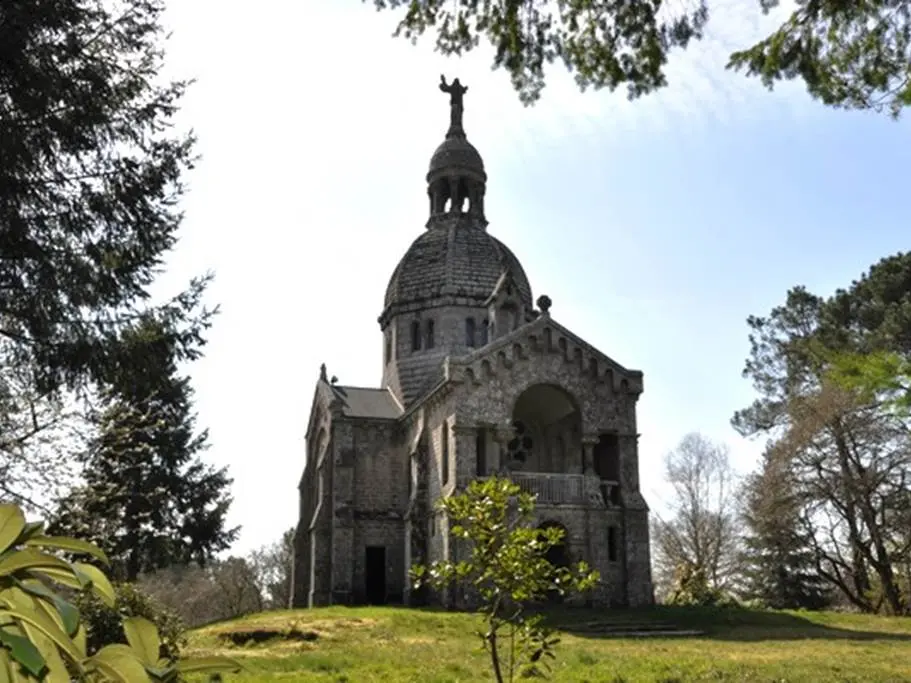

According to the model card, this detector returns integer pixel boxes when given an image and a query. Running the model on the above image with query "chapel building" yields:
[292,77,654,609]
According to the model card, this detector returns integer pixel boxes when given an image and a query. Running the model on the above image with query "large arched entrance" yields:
[507,384,582,474]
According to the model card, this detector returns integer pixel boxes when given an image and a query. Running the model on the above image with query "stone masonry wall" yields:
[383,303,492,407]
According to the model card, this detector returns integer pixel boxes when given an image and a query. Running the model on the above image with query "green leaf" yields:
[0,548,76,578]
[11,523,45,548]
[123,617,160,666]
[16,580,81,637]
[0,507,26,556]
[0,604,83,671]
[24,536,109,566]
[90,645,151,682]
[73,562,116,608]
[27,565,88,592]
[0,626,46,678]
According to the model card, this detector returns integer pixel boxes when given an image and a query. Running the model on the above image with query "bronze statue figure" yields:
[439,74,468,134]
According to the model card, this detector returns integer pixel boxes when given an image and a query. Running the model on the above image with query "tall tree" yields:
[249,527,295,609]
[739,443,830,609]
[368,0,911,116]
[651,433,742,598]
[0,0,212,396]
[734,253,911,615]
[51,316,237,581]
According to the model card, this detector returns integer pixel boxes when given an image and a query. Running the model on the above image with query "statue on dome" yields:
[439,75,468,133]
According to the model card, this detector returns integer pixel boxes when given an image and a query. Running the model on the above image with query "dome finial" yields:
[439,74,468,139]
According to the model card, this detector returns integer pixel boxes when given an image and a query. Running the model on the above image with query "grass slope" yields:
[186,605,911,682]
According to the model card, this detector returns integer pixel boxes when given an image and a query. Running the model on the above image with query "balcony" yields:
[492,472,620,507]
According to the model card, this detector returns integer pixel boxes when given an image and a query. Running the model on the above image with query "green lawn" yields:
[186,605,911,682]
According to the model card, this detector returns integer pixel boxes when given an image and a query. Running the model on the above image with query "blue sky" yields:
[154,0,911,555]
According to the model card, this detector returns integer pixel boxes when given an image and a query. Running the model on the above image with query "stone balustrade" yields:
[480,471,621,507]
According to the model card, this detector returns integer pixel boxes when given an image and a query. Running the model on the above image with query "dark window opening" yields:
[384,336,391,365]
[410,320,421,352]
[607,527,618,562]
[466,317,476,347]
[425,319,435,350]
[441,425,450,485]
[476,428,486,476]
[594,433,622,505]
[365,546,387,604]
[480,319,489,345]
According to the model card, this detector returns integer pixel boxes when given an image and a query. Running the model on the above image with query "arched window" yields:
[466,317,476,347]
[441,424,450,485]
[410,320,421,352]
[424,319,435,349]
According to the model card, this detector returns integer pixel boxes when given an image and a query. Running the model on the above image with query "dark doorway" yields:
[365,546,387,605]
[539,522,570,604]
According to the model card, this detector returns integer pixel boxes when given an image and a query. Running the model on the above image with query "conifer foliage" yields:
[52,317,238,582]
[739,446,830,610]
[0,0,212,396]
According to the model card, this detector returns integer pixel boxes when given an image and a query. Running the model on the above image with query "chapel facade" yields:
[292,77,654,609]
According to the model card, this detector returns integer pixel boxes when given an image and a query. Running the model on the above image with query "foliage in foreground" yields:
[0,502,241,681]
[368,0,911,117]
[73,582,187,662]
[412,477,599,682]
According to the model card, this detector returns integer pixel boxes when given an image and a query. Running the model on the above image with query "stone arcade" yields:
[292,77,654,609]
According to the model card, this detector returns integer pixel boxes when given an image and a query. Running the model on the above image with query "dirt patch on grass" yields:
[217,626,319,647]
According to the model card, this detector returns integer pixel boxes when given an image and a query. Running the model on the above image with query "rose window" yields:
[507,420,534,463]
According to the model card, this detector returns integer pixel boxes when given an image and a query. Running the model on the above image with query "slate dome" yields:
[428,136,486,179]
[383,223,532,311]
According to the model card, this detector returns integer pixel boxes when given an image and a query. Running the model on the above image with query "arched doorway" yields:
[509,384,581,474]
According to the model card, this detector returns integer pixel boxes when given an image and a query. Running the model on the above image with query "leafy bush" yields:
[0,502,242,681]
[74,582,187,660]
[665,563,727,607]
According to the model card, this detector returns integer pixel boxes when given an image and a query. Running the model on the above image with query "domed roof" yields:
[383,223,532,312]
[428,136,485,179]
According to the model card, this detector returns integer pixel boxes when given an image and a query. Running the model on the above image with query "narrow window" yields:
[441,424,450,485]
[608,526,618,562]
[480,319,489,345]
[425,319,435,349]
[475,428,486,476]
[466,317,476,347]
[410,320,421,351]
[384,335,391,365]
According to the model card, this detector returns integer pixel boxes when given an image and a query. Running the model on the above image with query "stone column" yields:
[452,424,478,488]
[491,425,513,473]
[581,435,598,474]
[331,423,356,605]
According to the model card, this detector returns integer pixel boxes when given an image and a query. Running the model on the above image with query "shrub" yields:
[74,581,187,660]
[665,563,726,607]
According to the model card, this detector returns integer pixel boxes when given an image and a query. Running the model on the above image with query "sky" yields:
[153,0,911,556]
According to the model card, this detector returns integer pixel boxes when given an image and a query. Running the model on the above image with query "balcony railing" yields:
[510,471,586,505]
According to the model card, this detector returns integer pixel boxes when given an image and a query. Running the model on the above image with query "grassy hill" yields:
[186,605,911,682]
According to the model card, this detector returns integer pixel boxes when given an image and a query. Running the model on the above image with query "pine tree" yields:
[740,445,829,610]
[0,0,212,395]
[51,316,238,581]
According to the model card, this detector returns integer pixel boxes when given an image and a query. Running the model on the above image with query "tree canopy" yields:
[734,252,911,614]
[0,0,212,397]
[369,0,911,116]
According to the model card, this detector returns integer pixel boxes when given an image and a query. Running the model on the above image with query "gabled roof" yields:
[327,384,403,420]
[455,313,642,381]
